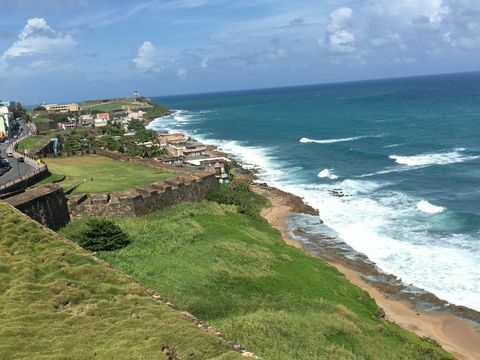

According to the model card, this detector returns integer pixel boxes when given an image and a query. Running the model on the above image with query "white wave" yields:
[417,200,445,214]
[389,149,479,167]
[279,180,480,311]
[150,108,480,311]
[383,143,403,148]
[299,135,377,144]
[318,169,338,180]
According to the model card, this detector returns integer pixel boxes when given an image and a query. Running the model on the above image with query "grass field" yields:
[61,202,452,360]
[0,202,241,359]
[42,156,175,194]
[17,130,62,153]
[80,100,151,113]
[31,117,51,124]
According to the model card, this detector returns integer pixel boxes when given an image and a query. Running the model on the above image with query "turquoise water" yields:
[149,72,480,311]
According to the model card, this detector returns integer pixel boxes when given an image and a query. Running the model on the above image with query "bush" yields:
[73,218,131,252]
[206,185,267,217]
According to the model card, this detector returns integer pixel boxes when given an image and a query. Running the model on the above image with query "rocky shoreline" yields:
[253,183,480,360]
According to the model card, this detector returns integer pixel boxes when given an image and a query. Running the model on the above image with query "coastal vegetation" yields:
[0,201,241,359]
[39,156,174,194]
[143,102,171,120]
[80,99,151,113]
[61,201,452,360]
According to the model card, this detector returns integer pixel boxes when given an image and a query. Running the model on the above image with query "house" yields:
[96,112,111,121]
[79,114,94,126]
[44,103,80,113]
[155,132,186,144]
[162,157,184,166]
[0,105,11,139]
[168,142,207,158]
[126,110,145,121]
[95,118,108,128]
[59,122,77,130]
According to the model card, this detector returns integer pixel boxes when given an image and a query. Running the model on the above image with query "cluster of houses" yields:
[39,100,231,182]
[156,131,230,182]
[40,102,147,131]
[0,101,15,141]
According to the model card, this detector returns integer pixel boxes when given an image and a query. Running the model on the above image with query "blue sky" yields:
[1,0,479,104]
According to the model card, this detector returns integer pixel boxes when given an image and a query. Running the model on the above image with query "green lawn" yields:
[31,117,52,124]
[61,202,452,360]
[0,202,241,359]
[80,100,151,113]
[42,156,175,194]
[17,130,62,154]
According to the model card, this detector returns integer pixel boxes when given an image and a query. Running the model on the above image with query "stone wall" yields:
[4,184,70,230]
[95,149,210,176]
[67,173,219,218]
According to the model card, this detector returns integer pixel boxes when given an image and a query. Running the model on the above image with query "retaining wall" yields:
[4,184,70,230]
[67,173,219,218]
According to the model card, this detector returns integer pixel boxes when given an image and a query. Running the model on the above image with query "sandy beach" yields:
[254,184,480,360]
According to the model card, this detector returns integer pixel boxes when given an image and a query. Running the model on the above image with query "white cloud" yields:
[177,68,187,80]
[322,7,357,54]
[2,18,75,59]
[133,41,161,72]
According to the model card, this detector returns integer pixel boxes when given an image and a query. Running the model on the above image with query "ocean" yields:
[148,72,480,312]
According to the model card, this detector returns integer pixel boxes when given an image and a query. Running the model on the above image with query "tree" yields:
[33,105,46,111]
[74,218,131,252]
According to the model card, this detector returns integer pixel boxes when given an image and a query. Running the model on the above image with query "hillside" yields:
[62,202,452,360]
[0,201,242,359]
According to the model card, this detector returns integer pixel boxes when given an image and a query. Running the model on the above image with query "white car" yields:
[6,152,13,157]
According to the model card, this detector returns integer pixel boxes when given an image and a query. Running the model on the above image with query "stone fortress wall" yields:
[67,173,219,218]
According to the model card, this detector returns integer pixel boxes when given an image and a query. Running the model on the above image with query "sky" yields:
[0,0,479,104]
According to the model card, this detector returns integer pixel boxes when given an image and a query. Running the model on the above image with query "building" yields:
[168,142,207,158]
[44,103,80,113]
[156,132,186,144]
[79,114,94,126]
[0,105,11,139]
[94,118,108,128]
[59,122,77,130]
[96,112,111,121]
[126,110,145,121]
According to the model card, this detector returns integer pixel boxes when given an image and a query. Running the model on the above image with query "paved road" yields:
[0,120,35,185]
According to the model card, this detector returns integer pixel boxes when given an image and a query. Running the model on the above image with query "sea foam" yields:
[389,149,479,167]
[318,169,338,180]
[148,108,480,312]
[417,200,445,214]
[300,135,374,144]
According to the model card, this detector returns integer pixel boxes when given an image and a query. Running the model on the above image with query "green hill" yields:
[0,201,242,359]
[62,202,452,360]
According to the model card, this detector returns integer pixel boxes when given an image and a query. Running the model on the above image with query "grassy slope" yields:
[80,100,150,112]
[42,156,175,194]
[0,202,241,359]
[62,202,452,360]
[17,130,62,153]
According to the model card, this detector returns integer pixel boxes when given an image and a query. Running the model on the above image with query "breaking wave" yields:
[389,149,479,167]
[318,169,339,180]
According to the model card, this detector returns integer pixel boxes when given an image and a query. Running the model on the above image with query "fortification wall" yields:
[67,173,219,218]
[4,184,70,230]
[95,149,210,176]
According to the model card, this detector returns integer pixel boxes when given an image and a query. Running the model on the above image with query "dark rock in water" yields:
[292,228,307,237]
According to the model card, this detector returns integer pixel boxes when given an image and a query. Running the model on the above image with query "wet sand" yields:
[254,184,480,360]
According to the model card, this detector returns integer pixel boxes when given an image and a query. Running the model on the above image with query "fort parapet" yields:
[67,173,219,218]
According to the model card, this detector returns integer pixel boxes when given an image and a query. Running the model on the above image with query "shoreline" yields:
[253,184,480,360]
[149,112,480,358]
